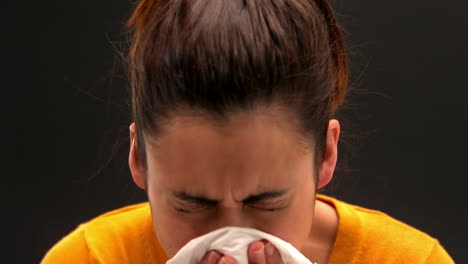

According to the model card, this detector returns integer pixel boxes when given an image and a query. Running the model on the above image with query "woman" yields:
[42,0,454,263]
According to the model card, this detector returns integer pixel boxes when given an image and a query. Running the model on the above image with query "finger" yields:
[218,255,237,264]
[200,250,223,264]
[248,240,266,264]
[264,242,283,264]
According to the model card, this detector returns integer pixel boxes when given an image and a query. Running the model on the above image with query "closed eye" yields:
[246,200,289,212]
[172,199,214,214]
[241,190,289,204]
[174,206,205,213]
[171,189,290,213]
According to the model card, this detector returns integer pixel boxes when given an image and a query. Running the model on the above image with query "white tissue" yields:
[166,226,315,264]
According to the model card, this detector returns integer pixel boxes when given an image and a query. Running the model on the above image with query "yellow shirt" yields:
[41,195,454,263]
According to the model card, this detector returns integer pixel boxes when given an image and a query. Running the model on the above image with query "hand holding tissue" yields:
[166,226,317,264]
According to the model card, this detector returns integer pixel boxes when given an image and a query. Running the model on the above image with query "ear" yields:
[129,123,147,190]
[317,119,340,189]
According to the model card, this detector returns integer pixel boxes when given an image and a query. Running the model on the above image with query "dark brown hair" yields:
[126,0,348,167]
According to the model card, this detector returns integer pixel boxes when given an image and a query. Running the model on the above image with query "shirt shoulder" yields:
[41,203,169,264]
[41,223,90,264]
[351,204,453,263]
[318,195,454,264]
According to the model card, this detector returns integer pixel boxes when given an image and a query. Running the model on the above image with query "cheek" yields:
[260,199,315,251]
[148,190,206,258]
[151,211,201,258]
[258,180,316,251]
[150,205,315,259]
[153,210,313,258]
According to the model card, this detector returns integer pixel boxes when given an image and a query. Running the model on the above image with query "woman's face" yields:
[131,110,324,258]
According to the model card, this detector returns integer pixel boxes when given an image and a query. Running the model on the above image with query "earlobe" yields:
[129,123,147,190]
[317,119,340,190]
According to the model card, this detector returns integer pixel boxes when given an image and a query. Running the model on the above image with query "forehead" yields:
[144,110,314,200]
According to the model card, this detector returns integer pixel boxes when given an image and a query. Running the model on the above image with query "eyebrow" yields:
[171,189,289,205]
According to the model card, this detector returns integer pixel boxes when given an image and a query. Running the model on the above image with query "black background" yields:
[5,1,467,263]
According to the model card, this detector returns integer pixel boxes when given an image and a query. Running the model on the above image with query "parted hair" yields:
[126,0,348,167]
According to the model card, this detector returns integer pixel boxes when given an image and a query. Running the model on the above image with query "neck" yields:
[301,199,339,263]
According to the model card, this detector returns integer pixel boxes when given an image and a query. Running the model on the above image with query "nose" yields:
[213,206,250,230]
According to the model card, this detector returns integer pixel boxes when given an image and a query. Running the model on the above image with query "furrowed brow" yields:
[172,189,289,205]
[172,192,218,206]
